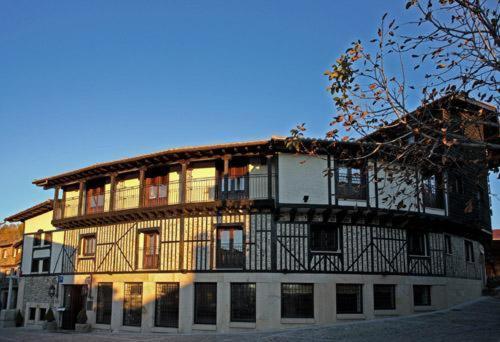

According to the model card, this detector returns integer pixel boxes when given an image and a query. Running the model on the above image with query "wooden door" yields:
[61,285,85,330]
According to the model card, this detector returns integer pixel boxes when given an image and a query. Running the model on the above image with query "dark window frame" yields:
[216,225,245,269]
[96,282,113,325]
[29,307,36,320]
[336,284,363,314]
[31,257,50,273]
[413,285,431,306]
[43,232,52,246]
[141,230,160,270]
[123,282,143,327]
[373,284,396,311]
[408,231,429,257]
[335,164,368,201]
[281,283,314,319]
[194,282,217,325]
[310,224,341,253]
[422,174,445,209]
[80,234,97,257]
[33,231,42,247]
[155,282,179,328]
[230,283,256,323]
[465,240,475,262]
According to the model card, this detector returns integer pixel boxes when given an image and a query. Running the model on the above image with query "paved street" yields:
[1,296,499,342]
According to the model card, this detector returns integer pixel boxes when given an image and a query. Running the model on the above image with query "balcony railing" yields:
[54,173,275,220]
[216,243,245,269]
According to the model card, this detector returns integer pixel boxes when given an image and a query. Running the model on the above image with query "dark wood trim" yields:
[109,173,117,211]
[77,180,85,216]
[138,167,146,208]
[327,154,332,206]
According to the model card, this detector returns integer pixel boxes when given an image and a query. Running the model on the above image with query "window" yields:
[281,283,314,319]
[123,283,142,327]
[373,285,396,310]
[31,259,38,273]
[336,284,363,314]
[336,165,367,200]
[33,231,42,247]
[408,231,428,256]
[465,240,475,262]
[80,234,96,257]
[310,224,340,252]
[155,283,179,328]
[144,174,168,206]
[2,249,7,259]
[31,258,50,273]
[96,283,113,325]
[29,307,36,320]
[194,283,217,325]
[422,174,444,209]
[222,165,248,199]
[39,308,47,321]
[216,226,244,269]
[142,231,159,269]
[444,235,452,255]
[413,285,431,306]
[42,258,50,272]
[86,183,105,214]
[43,232,52,246]
[231,283,256,322]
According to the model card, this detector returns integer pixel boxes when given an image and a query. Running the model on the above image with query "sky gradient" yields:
[0,1,498,228]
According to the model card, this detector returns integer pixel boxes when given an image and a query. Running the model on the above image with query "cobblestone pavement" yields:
[1,297,499,342]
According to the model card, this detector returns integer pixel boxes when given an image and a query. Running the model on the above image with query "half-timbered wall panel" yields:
[276,222,308,271]
[250,214,272,271]
[160,218,181,271]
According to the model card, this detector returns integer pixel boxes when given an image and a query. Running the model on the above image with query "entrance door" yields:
[62,285,85,330]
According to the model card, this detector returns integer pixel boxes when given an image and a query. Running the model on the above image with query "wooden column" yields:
[138,167,146,207]
[109,173,117,211]
[223,155,231,200]
[180,161,189,204]
[266,155,273,200]
[77,180,85,216]
[53,186,60,219]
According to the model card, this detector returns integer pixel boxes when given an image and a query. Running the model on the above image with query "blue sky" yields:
[0,1,498,227]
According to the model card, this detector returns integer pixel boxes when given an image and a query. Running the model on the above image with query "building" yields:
[486,230,500,278]
[0,224,22,311]
[14,97,496,332]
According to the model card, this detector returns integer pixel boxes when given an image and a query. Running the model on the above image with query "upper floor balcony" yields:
[53,157,276,224]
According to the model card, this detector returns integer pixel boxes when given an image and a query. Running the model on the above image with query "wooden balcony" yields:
[53,173,275,227]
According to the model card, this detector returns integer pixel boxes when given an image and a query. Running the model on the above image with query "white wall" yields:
[278,154,329,205]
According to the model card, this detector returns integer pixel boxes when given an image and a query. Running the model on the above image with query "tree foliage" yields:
[289,0,499,210]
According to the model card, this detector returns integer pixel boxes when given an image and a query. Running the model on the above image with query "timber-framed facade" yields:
[10,97,497,332]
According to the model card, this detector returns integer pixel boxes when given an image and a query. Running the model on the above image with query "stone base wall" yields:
[19,272,482,332]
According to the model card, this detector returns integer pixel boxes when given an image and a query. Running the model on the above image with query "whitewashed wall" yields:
[278,154,329,205]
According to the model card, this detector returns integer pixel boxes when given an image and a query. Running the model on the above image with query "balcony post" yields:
[266,155,273,200]
[223,155,231,200]
[180,161,189,204]
[54,186,60,219]
[138,167,146,207]
[109,173,117,211]
[77,180,85,216]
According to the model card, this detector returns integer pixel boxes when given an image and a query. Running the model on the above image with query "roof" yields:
[493,230,500,240]
[32,137,288,189]
[4,200,54,222]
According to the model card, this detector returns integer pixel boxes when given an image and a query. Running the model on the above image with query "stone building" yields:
[12,96,497,332]
[0,224,22,311]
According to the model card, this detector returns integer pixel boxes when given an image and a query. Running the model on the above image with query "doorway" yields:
[61,285,86,330]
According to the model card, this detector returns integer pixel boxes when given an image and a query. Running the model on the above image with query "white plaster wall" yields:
[376,166,419,212]
[278,154,328,205]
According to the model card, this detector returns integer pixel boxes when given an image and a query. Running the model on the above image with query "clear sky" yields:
[0,1,498,227]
